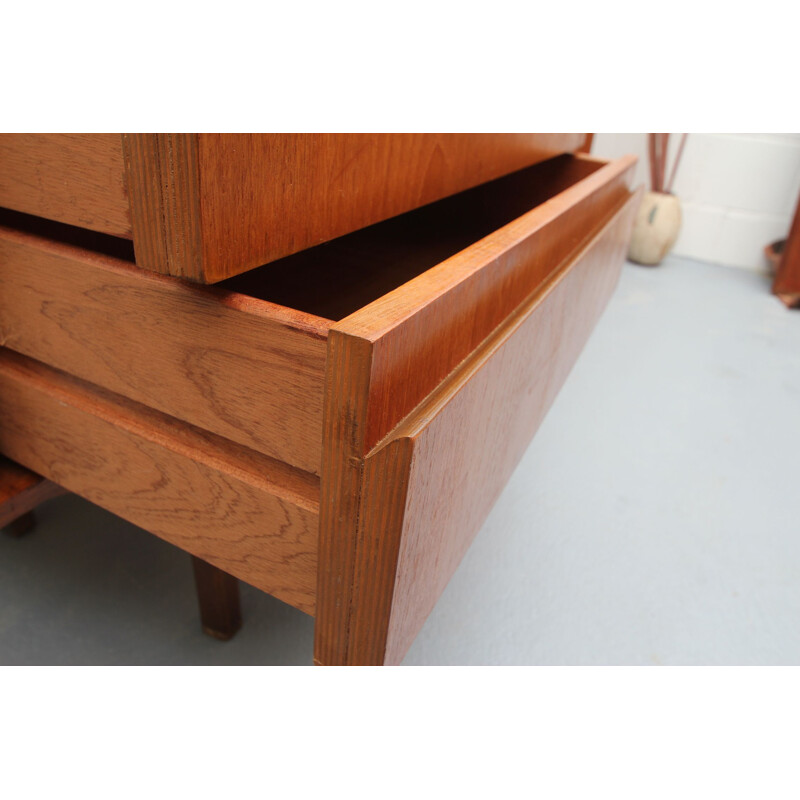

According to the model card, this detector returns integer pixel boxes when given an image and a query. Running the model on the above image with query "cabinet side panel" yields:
[382,193,640,665]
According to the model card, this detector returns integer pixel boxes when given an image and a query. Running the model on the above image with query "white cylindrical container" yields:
[628,191,682,266]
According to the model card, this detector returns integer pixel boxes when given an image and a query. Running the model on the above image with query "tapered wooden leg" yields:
[773,195,800,308]
[1,456,67,537]
[3,510,36,538]
[192,556,242,641]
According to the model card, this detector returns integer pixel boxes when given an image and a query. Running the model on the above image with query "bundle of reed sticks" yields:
[648,133,688,194]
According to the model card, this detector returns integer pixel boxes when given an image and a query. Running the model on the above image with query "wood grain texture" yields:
[323,190,640,664]
[123,134,202,279]
[314,155,638,665]
[123,133,586,283]
[378,193,640,664]
[1,455,66,528]
[0,349,319,614]
[0,134,130,237]
[343,154,636,453]
[772,194,800,308]
[0,224,329,474]
[219,154,605,321]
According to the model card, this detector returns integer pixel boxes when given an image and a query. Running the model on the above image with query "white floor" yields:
[2,255,799,665]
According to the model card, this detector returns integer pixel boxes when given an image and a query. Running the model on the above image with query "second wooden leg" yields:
[3,510,37,538]
[192,556,242,641]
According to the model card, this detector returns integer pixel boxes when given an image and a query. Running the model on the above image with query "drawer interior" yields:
[220,154,608,321]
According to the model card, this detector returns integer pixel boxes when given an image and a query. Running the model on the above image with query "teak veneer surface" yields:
[0,156,619,479]
[358,194,640,664]
[0,349,318,613]
[123,133,588,282]
[0,134,130,238]
[0,142,639,663]
[315,155,638,665]
[0,223,328,475]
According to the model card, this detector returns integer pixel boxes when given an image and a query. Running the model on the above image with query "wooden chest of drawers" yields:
[0,134,639,664]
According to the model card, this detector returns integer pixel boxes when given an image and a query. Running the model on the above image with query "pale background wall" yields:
[592,133,800,271]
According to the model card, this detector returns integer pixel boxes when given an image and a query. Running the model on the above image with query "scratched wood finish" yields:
[0,224,329,474]
[123,133,586,282]
[0,134,130,237]
[314,158,639,665]
[0,349,319,613]
[1,456,66,529]
[772,194,800,308]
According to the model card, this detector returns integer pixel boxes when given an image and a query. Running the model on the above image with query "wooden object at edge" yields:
[773,194,800,308]
[1,456,66,530]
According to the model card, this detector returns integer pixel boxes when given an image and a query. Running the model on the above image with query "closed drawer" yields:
[0,134,130,238]
[0,153,635,478]
[0,347,319,613]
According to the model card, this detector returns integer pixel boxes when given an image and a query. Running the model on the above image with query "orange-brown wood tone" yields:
[192,556,243,641]
[314,156,639,665]
[123,133,587,282]
[0,221,328,475]
[1,456,66,530]
[773,195,800,308]
[0,138,641,663]
[357,196,640,665]
[0,349,319,614]
[0,134,130,238]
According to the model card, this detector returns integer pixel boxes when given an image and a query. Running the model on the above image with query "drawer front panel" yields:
[0,348,319,614]
[0,134,130,237]
[0,227,328,475]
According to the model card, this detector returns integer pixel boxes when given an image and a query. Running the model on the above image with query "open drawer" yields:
[0,152,640,663]
[0,133,588,282]
[0,154,634,473]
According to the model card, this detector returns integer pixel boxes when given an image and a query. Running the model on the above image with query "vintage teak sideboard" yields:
[0,134,640,665]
